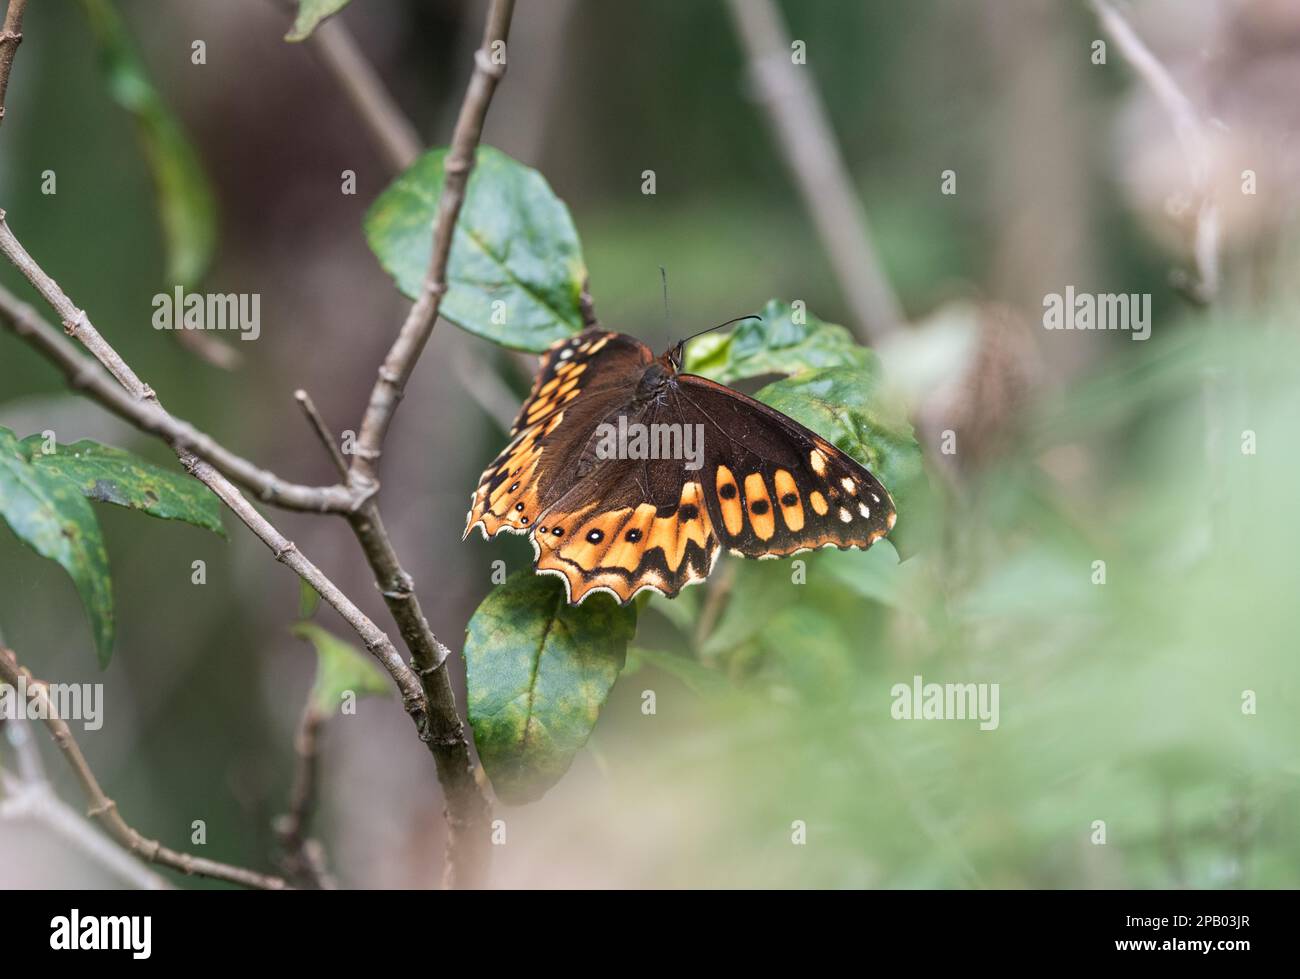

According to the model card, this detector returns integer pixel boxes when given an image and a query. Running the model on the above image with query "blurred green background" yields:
[2,0,1297,888]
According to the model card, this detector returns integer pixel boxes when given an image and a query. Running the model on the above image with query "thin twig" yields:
[295,388,349,478]
[0,647,288,889]
[274,702,336,889]
[0,0,26,127]
[0,222,356,512]
[1,754,173,889]
[453,345,521,431]
[1088,0,1219,302]
[4,703,44,783]
[723,0,903,343]
[286,3,422,172]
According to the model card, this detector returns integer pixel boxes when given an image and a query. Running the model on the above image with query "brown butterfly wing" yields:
[672,373,896,557]
[463,330,651,540]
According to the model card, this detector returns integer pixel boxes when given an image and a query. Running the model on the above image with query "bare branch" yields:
[723,0,903,343]
[349,0,516,488]
[0,0,26,127]
[295,388,349,478]
[1089,0,1219,302]
[274,702,336,889]
[271,0,502,882]
[0,647,288,889]
[337,0,519,888]
[453,345,521,431]
[294,8,422,172]
[2,727,172,889]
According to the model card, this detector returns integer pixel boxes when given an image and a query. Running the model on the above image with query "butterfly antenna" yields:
[678,314,762,347]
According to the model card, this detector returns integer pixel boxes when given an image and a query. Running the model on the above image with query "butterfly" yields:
[464,328,897,604]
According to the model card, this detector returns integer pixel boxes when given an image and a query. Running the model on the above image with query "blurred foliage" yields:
[291,622,390,717]
[284,0,352,43]
[610,316,1300,888]
[77,0,217,288]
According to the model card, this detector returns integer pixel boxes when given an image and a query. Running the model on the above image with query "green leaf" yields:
[699,560,791,660]
[365,146,588,352]
[284,0,351,42]
[819,539,907,607]
[463,571,636,804]
[685,299,875,383]
[0,429,114,666]
[645,587,699,636]
[298,578,321,620]
[754,366,925,521]
[758,607,855,695]
[20,437,224,536]
[626,646,728,697]
[291,623,390,716]
[79,0,217,287]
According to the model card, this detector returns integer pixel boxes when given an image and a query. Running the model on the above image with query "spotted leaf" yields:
[0,428,114,666]
[20,436,224,536]
[464,570,637,804]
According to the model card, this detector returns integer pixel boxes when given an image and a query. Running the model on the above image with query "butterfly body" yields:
[465,329,897,605]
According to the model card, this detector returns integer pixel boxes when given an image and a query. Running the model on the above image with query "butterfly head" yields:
[662,340,687,373]
[663,314,762,376]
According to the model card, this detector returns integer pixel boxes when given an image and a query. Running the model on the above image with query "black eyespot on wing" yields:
[750,500,769,515]
[679,504,699,521]
[586,529,604,543]
[625,528,642,542]
[781,493,798,506]
[719,483,738,500]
